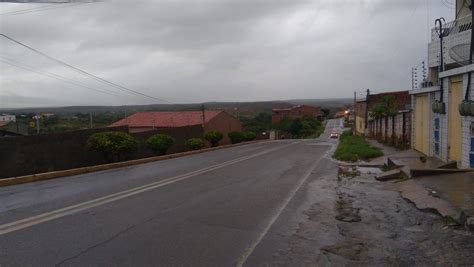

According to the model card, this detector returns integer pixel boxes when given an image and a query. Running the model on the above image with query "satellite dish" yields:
[449,43,471,66]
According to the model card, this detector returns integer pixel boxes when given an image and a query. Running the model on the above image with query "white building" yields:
[0,114,16,123]
[411,1,474,168]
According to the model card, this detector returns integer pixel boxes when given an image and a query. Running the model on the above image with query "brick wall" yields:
[204,111,242,145]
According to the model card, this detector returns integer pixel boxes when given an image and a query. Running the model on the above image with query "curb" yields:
[0,140,266,187]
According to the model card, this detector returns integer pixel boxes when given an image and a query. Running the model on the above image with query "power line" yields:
[0,57,124,98]
[0,54,126,97]
[0,33,169,103]
[0,2,94,16]
[0,4,55,16]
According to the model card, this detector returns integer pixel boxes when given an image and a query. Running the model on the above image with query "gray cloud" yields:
[0,0,454,108]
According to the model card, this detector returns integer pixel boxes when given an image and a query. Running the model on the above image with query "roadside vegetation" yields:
[204,130,224,147]
[146,134,175,155]
[273,116,325,139]
[240,112,272,134]
[228,131,257,144]
[185,138,205,150]
[86,131,138,162]
[333,131,383,162]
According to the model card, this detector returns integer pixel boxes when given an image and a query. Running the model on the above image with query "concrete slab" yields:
[375,169,402,181]
[416,173,474,218]
[397,180,462,221]
[411,168,474,177]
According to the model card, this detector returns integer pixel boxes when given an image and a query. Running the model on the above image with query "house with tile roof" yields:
[109,110,242,145]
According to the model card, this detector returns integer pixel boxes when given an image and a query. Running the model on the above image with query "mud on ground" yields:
[271,165,474,266]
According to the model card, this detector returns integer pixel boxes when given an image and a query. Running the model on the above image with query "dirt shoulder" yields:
[271,164,474,265]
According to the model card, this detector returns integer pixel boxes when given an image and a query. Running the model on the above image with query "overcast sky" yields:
[0,0,454,108]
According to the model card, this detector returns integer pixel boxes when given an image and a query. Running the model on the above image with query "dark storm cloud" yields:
[0,0,455,107]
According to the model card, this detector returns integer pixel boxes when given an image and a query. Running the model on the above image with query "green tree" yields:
[204,130,223,147]
[370,95,399,141]
[321,108,330,118]
[289,118,303,136]
[242,131,257,141]
[146,134,175,155]
[370,95,398,119]
[185,138,205,151]
[241,112,272,133]
[228,131,245,144]
[86,131,138,162]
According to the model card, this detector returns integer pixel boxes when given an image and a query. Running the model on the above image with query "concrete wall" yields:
[367,112,411,147]
[411,91,436,157]
[0,125,203,179]
[355,116,366,135]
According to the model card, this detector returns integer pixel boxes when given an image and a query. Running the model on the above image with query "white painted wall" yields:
[0,115,16,122]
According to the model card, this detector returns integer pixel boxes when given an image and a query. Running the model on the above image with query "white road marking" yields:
[0,142,298,236]
[235,153,324,266]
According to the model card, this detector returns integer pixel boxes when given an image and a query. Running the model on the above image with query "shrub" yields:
[185,138,205,151]
[204,130,223,147]
[228,131,245,144]
[146,134,175,155]
[242,131,257,141]
[86,131,138,162]
[333,131,383,162]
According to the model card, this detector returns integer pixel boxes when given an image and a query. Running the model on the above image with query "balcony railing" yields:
[431,15,472,41]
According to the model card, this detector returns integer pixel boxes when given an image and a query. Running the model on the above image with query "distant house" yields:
[0,114,16,122]
[271,105,323,124]
[41,113,56,118]
[354,90,411,136]
[109,110,242,145]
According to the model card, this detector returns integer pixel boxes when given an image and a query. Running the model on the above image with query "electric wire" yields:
[0,57,124,98]
[0,33,169,103]
[0,2,90,16]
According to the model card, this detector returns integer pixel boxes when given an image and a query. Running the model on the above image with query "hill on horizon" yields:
[1,98,352,117]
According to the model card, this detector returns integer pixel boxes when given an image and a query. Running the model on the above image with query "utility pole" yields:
[365,89,370,130]
[33,114,41,134]
[353,91,356,134]
[89,112,93,129]
[201,104,206,131]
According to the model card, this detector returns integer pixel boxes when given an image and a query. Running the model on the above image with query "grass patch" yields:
[333,131,383,162]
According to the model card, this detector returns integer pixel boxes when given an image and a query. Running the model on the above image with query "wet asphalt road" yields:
[0,120,342,266]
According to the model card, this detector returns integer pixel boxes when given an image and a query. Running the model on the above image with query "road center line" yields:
[0,142,298,236]
[235,150,325,267]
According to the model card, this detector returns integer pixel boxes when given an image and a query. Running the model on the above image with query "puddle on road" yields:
[416,173,474,215]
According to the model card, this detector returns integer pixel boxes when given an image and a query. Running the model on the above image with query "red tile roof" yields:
[110,111,223,128]
[0,121,11,128]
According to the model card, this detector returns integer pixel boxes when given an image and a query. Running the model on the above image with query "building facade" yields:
[354,91,411,137]
[0,114,16,122]
[411,1,474,168]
